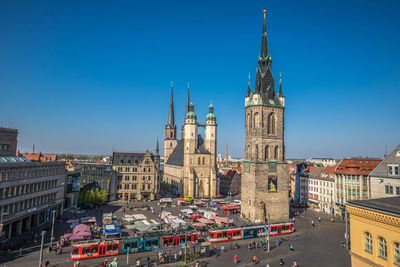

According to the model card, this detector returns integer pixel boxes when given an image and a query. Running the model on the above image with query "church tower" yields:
[241,10,289,224]
[183,102,198,197]
[205,103,217,197]
[164,82,178,163]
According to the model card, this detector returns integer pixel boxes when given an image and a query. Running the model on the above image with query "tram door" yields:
[277,226,282,234]
[173,237,179,246]
[138,240,146,252]
[99,245,106,256]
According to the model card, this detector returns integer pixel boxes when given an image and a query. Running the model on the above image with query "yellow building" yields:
[346,197,400,267]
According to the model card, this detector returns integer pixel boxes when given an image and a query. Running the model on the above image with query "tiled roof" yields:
[369,144,400,179]
[309,167,324,179]
[335,158,382,176]
[323,166,336,175]
[165,140,184,166]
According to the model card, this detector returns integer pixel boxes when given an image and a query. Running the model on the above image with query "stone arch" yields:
[202,157,205,165]
[255,144,259,159]
[274,146,280,160]
[198,157,201,165]
[254,112,260,128]
[199,179,204,197]
[268,113,276,135]
[247,113,251,128]
[265,145,269,161]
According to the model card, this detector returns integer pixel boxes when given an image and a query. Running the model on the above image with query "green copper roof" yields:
[186,102,197,119]
[206,103,216,121]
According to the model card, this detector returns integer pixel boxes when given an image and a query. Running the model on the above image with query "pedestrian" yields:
[289,244,294,251]
[248,243,251,250]
[293,260,298,267]
[44,260,49,267]
[147,255,150,266]
[19,247,22,257]
[103,258,108,266]
[311,220,315,227]
[136,259,140,266]
[59,246,63,254]
[234,254,238,264]
[276,239,280,247]
[235,243,239,250]
[280,258,284,265]
[318,217,321,222]
[221,245,224,255]
[252,255,257,264]
[331,217,334,223]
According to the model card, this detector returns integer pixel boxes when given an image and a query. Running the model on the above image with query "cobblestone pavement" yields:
[1,200,350,267]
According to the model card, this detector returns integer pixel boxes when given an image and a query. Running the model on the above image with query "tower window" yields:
[202,157,205,165]
[265,145,269,161]
[268,113,276,135]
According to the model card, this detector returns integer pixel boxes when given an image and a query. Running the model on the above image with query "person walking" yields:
[252,255,257,264]
[221,245,224,255]
[293,260,298,267]
[59,246,63,254]
[103,258,108,266]
[234,254,238,264]
[318,217,321,222]
[19,247,23,257]
[280,258,284,265]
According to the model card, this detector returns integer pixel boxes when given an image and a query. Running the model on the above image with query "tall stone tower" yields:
[241,10,289,224]
[183,102,198,196]
[205,103,217,197]
[164,83,178,163]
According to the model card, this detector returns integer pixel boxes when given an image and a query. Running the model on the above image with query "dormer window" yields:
[388,165,399,175]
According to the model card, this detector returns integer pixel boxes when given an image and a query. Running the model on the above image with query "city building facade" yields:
[0,127,18,157]
[370,144,400,199]
[308,167,324,208]
[241,10,289,224]
[0,157,65,241]
[335,158,382,216]
[306,157,337,166]
[163,84,218,198]
[318,165,336,215]
[112,150,160,201]
[65,165,81,209]
[219,169,241,197]
[346,197,400,267]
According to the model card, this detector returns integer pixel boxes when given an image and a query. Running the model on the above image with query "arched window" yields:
[254,113,260,128]
[170,132,173,138]
[265,145,269,161]
[379,237,387,258]
[268,113,276,135]
[365,232,372,252]
[274,146,279,160]
[255,145,259,159]
[170,142,172,147]
[198,157,201,165]
[202,157,205,165]
[247,113,251,128]
[394,243,400,263]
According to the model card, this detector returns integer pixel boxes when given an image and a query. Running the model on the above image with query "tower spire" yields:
[248,72,251,96]
[279,72,283,96]
[167,81,175,127]
[156,139,159,155]
[185,82,190,119]
[260,9,268,59]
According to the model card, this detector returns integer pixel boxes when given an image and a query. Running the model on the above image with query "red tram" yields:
[71,240,119,260]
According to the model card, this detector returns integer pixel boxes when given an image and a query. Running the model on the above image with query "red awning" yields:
[216,194,222,197]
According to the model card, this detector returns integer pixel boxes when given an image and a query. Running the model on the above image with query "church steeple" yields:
[260,9,268,59]
[165,81,176,139]
[155,139,159,155]
[279,72,283,96]
[247,73,251,96]
[185,82,190,120]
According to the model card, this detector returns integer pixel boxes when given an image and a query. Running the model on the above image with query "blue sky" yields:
[1,0,399,158]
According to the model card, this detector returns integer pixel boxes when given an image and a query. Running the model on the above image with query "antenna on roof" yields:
[384,145,388,158]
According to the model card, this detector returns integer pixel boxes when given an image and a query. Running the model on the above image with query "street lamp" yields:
[38,231,46,267]
[50,210,56,248]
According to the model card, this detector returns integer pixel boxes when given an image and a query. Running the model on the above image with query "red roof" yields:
[323,166,336,175]
[23,152,57,162]
[335,158,382,175]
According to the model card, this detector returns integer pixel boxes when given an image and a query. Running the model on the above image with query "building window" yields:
[365,233,372,252]
[118,175,122,181]
[124,184,129,190]
[142,176,146,181]
[148,184,151,190]
[125,176,130,181]
[394,243,400,263]
[385,185,393,195]
[148,176,151,181]
[133,176,137,181]
[117,184,122,189]
[363,177,367,187]
[397,187,400,195]
[379,237,387,259]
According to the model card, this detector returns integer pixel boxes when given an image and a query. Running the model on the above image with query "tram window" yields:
[113,244,118,250]
[124,243,131,249]
[72,248,79,255]
[107,245,112,251]
[152,240,159,247]
[223,232,227,238]
[91,247,98,254]
[217,233,222,238]
[83,247,90,255]
[146,241,152,247]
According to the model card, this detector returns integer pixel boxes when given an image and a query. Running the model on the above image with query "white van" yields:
[233,200,241,206]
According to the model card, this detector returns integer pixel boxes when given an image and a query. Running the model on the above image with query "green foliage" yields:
[77,188,108,206]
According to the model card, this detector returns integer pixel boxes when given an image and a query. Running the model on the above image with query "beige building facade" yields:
[163,84,217,198]
[241,11,289,224]
[112,150,160,201]
[347,197,400,267]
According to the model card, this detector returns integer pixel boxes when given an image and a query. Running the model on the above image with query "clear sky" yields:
[1,0,399,158]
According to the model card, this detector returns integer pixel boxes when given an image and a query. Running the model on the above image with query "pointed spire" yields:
[247,72,251,96]
[185,82,190,120]
[156,139,159,155]
[167,81,175,128]
[260,9,268,59]
[279,72,283,96]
